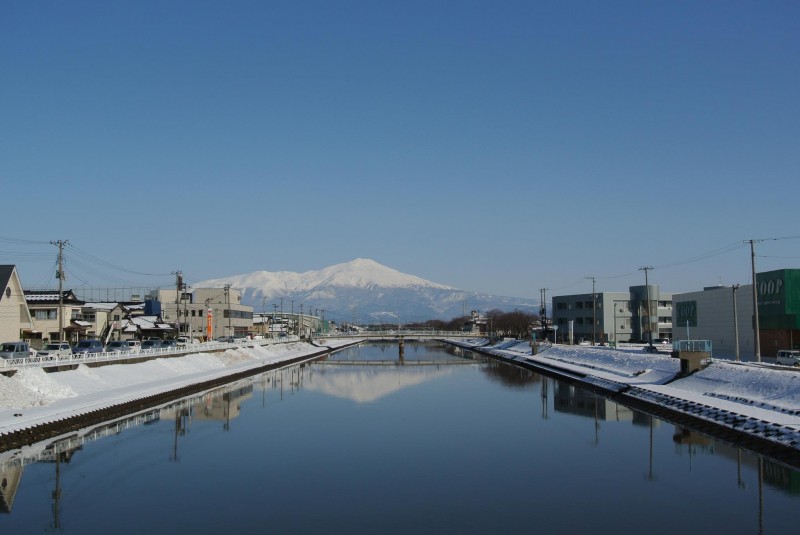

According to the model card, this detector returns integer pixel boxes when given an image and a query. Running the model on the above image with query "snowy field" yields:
[0,340,354,437]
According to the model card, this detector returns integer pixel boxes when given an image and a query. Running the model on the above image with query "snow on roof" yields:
[82,302,119,310]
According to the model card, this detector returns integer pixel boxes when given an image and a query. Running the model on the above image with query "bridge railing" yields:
[321,330,477,338]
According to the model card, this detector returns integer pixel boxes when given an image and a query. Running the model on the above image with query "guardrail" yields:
[673,340,712,353]
[0,336,302,371]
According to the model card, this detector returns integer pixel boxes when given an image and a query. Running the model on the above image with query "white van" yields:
[776,350,800,367]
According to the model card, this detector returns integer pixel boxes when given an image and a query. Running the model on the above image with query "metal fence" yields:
[673,340,712,353]
[0,336,302,371]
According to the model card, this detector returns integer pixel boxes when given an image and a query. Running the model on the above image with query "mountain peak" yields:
[195,259,535,321]
[311,258,452,290]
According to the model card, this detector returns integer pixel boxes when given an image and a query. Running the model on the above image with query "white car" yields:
[776,350,800,367]
[37,342,72,359]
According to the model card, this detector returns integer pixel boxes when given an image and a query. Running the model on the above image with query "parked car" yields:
[127,340,142,351]
[105,340,132,353]
[176,336,200,347]
[37,342,73,359]
[776,350,800,367]
[72,339,104,355]
[215,336,235,343]
[141,339,163,350]
[0,341,32,359]
[161,339,178,349]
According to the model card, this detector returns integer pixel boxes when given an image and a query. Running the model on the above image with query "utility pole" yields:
[173,271,183,335]
[586,276,596,345]
[299,303,303,339]
[262,296,267,337]
[639,266,654,349]
[224,284,231,336]
[183,283,189,338]
[749,240,762,362]
[540,288,548,341]
[51,240,69,342]
[733,284,741,362]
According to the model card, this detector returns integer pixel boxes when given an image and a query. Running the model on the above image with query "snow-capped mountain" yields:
[195,258,537,322]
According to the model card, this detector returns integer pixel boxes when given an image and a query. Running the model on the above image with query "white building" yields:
[0,266,33,342]
[671,285,754,361]
[154,287,253,340]
[552,285,673,344]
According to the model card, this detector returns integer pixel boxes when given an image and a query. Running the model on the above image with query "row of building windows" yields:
[175,309,253,320]
[556,301,604,310]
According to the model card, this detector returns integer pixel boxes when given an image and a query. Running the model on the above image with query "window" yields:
[576,302,583,309]
[114,314,120,321]
[584,301,594,308]
[556,302,567,310]
[223,310,254,320]
[34,309,57,320]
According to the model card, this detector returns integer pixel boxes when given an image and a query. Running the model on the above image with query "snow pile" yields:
[215,348,257,366]
[0,368,76,408]
[0,341,330,415]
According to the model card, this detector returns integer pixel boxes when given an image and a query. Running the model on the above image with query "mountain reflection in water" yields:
[1,342,799,534]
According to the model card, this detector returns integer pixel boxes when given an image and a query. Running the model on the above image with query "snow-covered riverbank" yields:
[0,340,356,439]
[452,338,800,443]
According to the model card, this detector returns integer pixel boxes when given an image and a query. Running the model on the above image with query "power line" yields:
[67,243,173,277]
[0,235,50,245]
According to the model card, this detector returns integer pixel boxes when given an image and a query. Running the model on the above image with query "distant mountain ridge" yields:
[195,258,537,323]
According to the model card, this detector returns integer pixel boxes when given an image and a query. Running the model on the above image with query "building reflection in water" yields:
[2,347,800,530]
[546,368,800,498]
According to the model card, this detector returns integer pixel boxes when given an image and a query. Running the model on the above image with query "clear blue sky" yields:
[2,1,798,299]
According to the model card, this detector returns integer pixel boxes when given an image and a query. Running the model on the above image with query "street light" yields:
[639,266,654,350]
[586,276,596,346]
[733,284,741,362]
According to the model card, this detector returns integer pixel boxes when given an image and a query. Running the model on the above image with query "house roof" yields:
[121,315,175,332]
[0,265,15,302]
[24,289,84,305]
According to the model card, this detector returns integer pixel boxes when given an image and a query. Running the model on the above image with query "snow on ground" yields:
[3,337,798,441]
[459,338,800,428]
[0,340,355,435]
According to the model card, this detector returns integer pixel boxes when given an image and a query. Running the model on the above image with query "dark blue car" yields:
[72,339,104,354]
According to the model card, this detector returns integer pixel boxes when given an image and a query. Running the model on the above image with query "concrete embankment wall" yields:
[441,340,800,469]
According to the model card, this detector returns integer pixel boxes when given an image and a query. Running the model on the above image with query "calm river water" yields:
[1,342,798,534]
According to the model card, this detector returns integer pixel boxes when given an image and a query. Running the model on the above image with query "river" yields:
[1,342,797,534]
